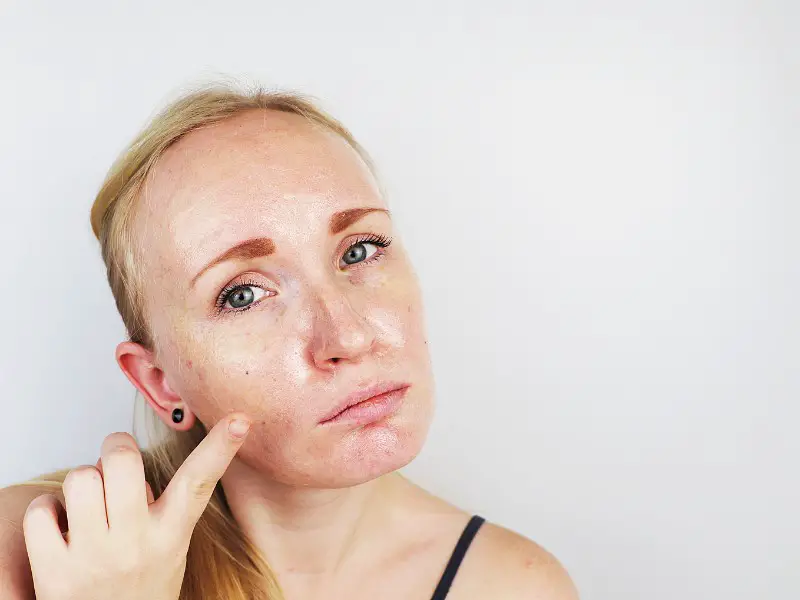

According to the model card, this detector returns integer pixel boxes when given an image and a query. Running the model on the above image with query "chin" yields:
[306,398,433,489]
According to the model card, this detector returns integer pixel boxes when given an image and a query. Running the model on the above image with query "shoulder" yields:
[453,519,579,600]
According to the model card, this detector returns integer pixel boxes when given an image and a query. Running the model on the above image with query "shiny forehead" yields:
[132,108,384,274]
[142,109,375,207]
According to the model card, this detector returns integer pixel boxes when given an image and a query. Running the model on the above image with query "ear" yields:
[115,341,196,432]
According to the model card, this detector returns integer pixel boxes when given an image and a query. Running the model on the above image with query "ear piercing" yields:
[172,407,184,423]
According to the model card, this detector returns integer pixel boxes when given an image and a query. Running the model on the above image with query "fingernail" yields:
[229,418,251,439]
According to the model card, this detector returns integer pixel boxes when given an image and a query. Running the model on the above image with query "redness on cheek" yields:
[185,359,204,381]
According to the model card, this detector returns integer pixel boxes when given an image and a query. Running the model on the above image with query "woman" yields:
[0,82,579,600]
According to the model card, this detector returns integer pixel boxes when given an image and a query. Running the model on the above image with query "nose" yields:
[307,282,377,370]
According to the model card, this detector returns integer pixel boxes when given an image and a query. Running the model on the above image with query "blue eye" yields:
[339,233,392,268]
[223,284,267,309]
[215,279,273,314]
[341,242,377,265]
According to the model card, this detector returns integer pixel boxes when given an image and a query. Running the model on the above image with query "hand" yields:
[21,413,252,600]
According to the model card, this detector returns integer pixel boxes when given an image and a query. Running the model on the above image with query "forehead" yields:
[134,109,383,274]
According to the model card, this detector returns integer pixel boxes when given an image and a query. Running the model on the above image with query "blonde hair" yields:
[13,78,383,600]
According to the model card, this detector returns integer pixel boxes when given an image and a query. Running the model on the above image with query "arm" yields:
[0,473,69,600]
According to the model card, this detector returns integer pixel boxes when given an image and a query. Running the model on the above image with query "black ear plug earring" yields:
[172,407,184,423]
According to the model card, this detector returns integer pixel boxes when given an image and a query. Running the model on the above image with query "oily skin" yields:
[120,108,436,491]
[67,108,576,600]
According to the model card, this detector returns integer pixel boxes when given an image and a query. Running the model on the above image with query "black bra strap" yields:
[429,515,486,600]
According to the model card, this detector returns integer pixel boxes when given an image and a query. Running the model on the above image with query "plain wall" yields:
[0,1,797,599]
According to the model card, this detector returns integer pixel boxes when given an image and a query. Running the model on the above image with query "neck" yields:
[220,458,404,582]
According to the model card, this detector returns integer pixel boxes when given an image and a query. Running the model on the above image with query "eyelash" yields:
[214,233,393,316]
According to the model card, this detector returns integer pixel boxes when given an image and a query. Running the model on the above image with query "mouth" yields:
[319,381,411,426]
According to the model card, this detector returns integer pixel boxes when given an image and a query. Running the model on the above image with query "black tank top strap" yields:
[429,515,486,600]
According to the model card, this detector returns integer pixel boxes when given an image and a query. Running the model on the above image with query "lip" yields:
[319,381,411,425]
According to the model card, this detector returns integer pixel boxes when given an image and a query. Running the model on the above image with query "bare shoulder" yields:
[451,520,579,600]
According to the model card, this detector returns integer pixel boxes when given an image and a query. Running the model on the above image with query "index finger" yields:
[155,413,251,532]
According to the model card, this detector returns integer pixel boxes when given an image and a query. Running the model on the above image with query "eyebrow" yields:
[329,207,389,234]
[189,207,390,288]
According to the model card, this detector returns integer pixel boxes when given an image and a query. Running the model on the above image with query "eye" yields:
[339,234,392,268]
[224,285,267,309]
[341,242,378,266]
[216,278,275,314]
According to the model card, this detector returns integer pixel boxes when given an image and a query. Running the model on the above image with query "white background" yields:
[0,1,797,599]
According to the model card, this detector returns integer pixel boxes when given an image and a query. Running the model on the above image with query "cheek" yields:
[366,299,428,358]
[176,328,310,424]
[179,302,298,378]
[357,269,427,351]
[366,307,407,348]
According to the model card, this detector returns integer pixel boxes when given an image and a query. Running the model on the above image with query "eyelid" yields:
[338,229,389,246]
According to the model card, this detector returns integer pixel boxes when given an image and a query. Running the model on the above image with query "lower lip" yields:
[322,386,409,426]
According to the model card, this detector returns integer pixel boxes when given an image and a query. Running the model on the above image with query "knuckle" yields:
[25,492,53,508]
[105,443,141,461]
[102,446,143,474]
[100,432,136,454]
[178,476,216,503]
[103,431,136,447]
[190,478,217,501]
[63,465,102,489]
[22,495,52,522]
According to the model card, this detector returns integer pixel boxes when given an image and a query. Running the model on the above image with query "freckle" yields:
[245,370,249,375]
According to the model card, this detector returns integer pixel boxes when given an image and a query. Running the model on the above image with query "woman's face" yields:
[127,109,435,488]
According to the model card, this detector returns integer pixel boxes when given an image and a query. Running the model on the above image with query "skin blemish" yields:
[137,109,435,490]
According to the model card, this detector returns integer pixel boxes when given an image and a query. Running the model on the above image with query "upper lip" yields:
[319,381,410,423]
